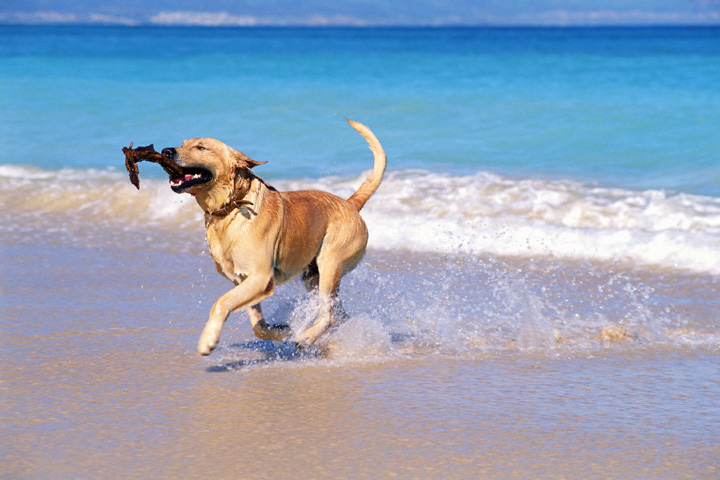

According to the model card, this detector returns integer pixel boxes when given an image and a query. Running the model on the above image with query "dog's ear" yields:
[232,148,267,169]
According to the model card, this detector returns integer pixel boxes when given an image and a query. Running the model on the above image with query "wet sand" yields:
[2,239,719,479]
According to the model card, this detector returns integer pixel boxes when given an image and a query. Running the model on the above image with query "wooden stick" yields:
[122,143,183,189]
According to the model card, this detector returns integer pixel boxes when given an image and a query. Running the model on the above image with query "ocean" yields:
[2,25,719,478]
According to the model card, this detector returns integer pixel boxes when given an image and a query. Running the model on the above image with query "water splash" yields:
[208,250,718,371]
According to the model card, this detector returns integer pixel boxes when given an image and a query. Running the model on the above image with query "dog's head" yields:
[161,138,265,209]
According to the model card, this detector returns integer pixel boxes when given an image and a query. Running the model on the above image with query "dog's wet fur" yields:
[161,120,386,355]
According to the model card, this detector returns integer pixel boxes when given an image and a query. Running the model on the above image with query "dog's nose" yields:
[162,147,176,159]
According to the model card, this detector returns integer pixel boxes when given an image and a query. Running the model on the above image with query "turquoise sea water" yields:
[2,26,719,193]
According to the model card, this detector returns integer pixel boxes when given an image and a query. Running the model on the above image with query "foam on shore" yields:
[3,165,719,274]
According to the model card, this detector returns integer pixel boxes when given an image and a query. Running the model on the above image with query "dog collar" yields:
[204,173,259,224]
[206,198,253,218]
[204,172,276,225]
[205,189,253,220]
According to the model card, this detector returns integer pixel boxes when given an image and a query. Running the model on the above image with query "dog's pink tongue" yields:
[170,174,193,183]
[169,174,193,186]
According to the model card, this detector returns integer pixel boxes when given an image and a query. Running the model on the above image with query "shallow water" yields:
[7,351,718,479]
[2,236,719,479]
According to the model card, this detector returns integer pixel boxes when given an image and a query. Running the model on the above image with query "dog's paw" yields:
[198,342,216,356]
[270,323,291,334]
[293,334,314,351]
[198,326,221,356]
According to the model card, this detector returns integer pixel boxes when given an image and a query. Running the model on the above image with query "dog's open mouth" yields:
[169,167,213,193]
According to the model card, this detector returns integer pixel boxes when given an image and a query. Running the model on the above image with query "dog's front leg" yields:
[247,303,291,341]
[198,274,275,355]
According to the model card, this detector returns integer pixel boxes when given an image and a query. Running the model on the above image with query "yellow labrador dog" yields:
[161,119,386,355]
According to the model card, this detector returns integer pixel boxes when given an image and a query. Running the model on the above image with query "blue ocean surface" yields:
[1,25,719,192]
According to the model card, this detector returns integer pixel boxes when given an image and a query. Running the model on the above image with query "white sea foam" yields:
[4,165,720,274]
[293,170,720,274]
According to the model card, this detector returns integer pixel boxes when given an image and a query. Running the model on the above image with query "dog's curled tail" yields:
[346,118,387,211]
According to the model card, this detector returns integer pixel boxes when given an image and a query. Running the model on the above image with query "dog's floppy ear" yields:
[232,148,267,169]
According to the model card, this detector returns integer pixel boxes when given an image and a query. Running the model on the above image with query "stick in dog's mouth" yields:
[123,142,211,191]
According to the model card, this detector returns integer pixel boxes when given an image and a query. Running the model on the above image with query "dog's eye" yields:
[196,145,206,151]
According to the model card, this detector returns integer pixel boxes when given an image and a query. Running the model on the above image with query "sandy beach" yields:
[2,237,719,479]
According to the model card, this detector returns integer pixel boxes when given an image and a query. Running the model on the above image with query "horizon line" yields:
[2,9,720,28]
[3,20,720,29]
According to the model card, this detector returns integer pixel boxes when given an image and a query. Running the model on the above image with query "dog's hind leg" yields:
[294,260,344,348]
[301,259,319,292]
[247,303,291,341]
[295,220,367,348]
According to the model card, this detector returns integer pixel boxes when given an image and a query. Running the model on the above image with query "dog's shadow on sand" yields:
[206,340,323,372]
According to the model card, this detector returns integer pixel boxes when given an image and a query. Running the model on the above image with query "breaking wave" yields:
[3,164,720,274]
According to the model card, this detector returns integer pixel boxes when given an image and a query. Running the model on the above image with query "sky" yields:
[1,0,719,26]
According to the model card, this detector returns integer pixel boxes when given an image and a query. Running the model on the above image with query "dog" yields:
[161,119,386,355]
